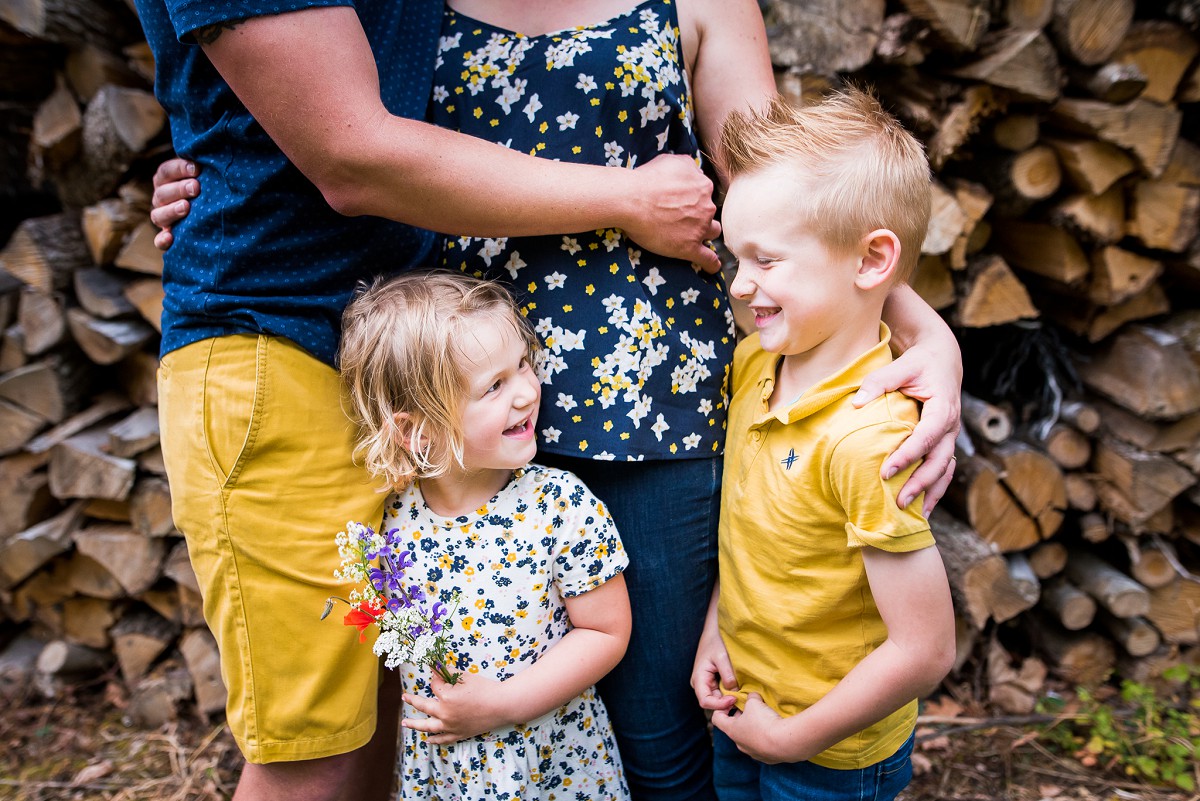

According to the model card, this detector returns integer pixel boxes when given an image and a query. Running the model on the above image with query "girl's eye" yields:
[485,379,501,395]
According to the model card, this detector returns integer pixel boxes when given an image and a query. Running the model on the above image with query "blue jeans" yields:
[713,729,914,801]
[539,453,722,801]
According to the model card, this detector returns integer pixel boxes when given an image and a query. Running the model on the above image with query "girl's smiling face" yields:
[456,315,542,477]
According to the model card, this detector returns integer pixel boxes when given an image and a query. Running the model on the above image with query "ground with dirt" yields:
[1,676,1195,801]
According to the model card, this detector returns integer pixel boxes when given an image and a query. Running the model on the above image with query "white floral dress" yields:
[430,0,736,463]
[387,465,630,800]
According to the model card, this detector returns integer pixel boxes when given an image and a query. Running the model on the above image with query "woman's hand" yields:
[150,157,200,251]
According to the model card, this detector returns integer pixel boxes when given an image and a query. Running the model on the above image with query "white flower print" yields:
[496,78,528,114]
[680,288,700,305]
[642,267,665,295]
[640,98,670,127]
[539,353,567,383]
[698,399,713,416]
[602,229,622,252]
[541,426,562,444]
[576,73,597,93]
[556,328,586,351]
[650,413,669,441]
[523,93,542,122]
[477,238,508,267]
[503,251,527,279]
[545,272,567,290]
[561,236,582,255]
[604,141,625,166]
[628,248,641,268]
[656,129,670,151]
[535,318,556,337]
[556,393,578,412]
[438,32,462,52]
[432,85,449,103]
[593,451,617,461]
[628,396,651,428]
[682,433,701,451]
[556,111,580,130]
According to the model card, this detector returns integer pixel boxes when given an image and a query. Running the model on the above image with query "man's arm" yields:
[195,6,721,269]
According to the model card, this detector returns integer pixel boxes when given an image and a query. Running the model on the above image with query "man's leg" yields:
[159,335,393,801]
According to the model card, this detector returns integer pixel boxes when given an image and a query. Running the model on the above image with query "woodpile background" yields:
[0,0,1198,725]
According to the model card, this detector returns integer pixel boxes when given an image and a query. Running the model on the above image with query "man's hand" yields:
[150,158,201,251]
[401,672,513,745]
[625,154,721,273]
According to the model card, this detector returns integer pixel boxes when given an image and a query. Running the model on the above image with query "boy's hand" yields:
[854,337,961,516]
[151,157,201,251]
[690,625,738,712]
[401,672,512,744]
[712,693,794,764]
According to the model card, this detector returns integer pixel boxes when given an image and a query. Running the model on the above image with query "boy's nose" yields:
[729,269,753,299]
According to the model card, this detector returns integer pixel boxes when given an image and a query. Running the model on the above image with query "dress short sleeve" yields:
[537,471,629,597]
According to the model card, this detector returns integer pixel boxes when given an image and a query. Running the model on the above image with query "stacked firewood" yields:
[0,0,224,724]
[0,0,1198,722]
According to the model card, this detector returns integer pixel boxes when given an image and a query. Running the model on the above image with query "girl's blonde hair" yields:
[339,271,539,489]
[718,87,931,281]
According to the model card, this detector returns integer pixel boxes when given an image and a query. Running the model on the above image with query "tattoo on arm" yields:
[194,18,245,45]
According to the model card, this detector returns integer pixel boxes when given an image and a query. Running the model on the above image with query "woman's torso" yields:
[430,0,735,462]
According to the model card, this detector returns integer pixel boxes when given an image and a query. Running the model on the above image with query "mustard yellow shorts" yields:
[158,335,389,763]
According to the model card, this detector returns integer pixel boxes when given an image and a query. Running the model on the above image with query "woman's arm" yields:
[401,575,631,744]
[680,0,776,186]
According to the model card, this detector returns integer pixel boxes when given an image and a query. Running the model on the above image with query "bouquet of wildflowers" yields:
[323,521,461,684]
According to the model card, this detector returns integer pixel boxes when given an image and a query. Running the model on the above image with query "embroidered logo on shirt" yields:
[780,448,798,470]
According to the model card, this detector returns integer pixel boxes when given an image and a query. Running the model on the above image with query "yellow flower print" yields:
[461,616,474,629]
[579,440,589,451]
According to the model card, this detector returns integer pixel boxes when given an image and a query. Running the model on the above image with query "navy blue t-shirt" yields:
[134,0,442,366]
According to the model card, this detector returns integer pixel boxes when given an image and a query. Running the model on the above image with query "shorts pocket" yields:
[201,335,265,486]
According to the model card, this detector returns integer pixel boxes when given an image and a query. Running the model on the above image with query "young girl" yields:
[339,270,633,800]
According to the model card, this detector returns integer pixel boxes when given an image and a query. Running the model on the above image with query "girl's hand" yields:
[401,671,513,745]
[711,693,794,765]
[150,157,201,251]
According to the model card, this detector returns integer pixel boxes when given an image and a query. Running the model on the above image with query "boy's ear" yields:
[856,229,901,290]
[393,411,429,452]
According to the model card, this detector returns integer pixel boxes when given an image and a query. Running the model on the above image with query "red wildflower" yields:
[344,601,384,643]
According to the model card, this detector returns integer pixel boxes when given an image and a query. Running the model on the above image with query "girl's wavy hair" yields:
[339,271,539,489]
[717,87,931,282]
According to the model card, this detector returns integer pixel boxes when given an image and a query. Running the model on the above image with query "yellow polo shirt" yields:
[718,325,935,770]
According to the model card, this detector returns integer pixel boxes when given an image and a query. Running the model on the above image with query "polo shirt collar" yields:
[755,323,894,425]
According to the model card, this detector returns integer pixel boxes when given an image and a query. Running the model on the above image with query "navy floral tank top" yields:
[431,0,735,461]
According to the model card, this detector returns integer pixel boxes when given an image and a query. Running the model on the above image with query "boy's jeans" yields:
[713,729,915,801]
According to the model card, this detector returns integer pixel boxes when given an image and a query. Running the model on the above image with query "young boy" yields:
[691,88,957,801]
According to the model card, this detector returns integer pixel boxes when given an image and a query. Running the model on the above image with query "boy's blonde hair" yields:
[340,271,539,489]
[719,87,931,281]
